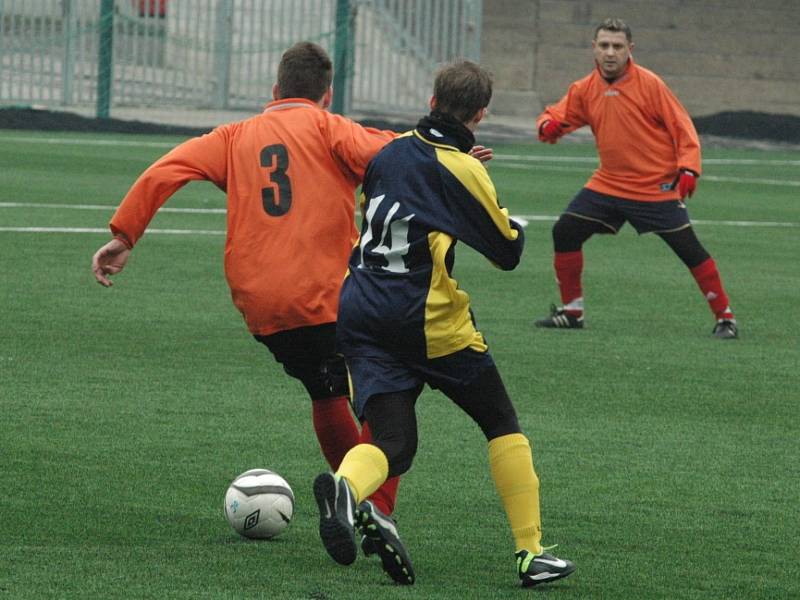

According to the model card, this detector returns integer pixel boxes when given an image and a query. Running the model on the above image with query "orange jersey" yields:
[537,58,701,201]
[110,98,396,335]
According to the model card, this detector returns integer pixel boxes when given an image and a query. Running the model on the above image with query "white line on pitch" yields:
[700,175,800,187]
[0,227,224,235]
[0,135,178,148]
[494,154,800,166]
[511,215,799,228]
[1,217,796,237]
[1,202,797,228]
[2,135,799,167]
[0,202,224,214]
[497,162,800,187]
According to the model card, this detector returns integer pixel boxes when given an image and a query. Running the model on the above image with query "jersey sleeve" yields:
[536,79,589,136]
[109,127,230,246]
[435,150,524,270]
[652,79,702,175]
[324,114,397,183]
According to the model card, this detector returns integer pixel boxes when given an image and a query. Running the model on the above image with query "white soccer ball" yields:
[224,468,294,539]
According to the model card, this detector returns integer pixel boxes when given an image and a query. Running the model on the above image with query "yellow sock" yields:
[488,433,542,554]
[335,443,389,504]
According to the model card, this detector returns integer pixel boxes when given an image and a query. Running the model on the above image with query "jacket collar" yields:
[594,56,636,85]
[263,97,320,113]
[415,110,475,153]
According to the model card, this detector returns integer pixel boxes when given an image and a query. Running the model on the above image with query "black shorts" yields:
[345,346,496,417]
[254,323,348,401]
[565,188,692,234]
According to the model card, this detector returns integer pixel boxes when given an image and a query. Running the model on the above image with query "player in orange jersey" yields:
[533,18,737,339]
[91,41,412,577]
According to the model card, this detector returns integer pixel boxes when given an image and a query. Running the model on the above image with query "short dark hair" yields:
[594,17,632,42]
[276,42,332,101]
[432,60,493,123]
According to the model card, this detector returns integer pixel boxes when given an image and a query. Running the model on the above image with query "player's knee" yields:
[318,356,349,397]
[659,227,710,268]
[373,432,418,477]
[362,390,419,476]
[552,215,585,252]
[292,355,349,400]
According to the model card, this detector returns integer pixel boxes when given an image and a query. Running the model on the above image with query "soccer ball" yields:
[224,468,294,539]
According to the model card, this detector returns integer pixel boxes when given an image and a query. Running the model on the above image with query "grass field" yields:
[1,129,798,599]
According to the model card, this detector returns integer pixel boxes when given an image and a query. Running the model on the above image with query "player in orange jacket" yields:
[533,18,737,339]
[91,41,493,584]
[91,41,411,576]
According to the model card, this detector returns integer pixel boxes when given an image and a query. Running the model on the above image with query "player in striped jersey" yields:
[313,60,575,588]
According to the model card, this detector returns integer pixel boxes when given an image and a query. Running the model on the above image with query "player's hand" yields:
[469,145,493,163]
[538,120,564,144]
[92,237,131,287]
[675,169,698,199]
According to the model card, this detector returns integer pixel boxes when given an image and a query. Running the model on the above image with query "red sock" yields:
[554,251,583,313]
[360,421,400,515]
[690,258,733,319]
[311,396,360,470]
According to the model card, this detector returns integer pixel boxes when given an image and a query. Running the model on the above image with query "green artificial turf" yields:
[1,130,797,599]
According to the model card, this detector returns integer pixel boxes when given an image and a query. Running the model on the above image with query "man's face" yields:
[592,30,633,79]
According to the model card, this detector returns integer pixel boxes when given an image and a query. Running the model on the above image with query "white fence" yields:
[0,0,482,117]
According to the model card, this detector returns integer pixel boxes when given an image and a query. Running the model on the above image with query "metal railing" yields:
[0,0,482,118]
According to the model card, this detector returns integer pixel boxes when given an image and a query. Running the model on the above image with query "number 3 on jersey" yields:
[260,144,292,216]
[358,194,414,273]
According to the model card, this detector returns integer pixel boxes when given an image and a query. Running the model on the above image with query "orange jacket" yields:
[537,58,701,201]
[110,99,396,335]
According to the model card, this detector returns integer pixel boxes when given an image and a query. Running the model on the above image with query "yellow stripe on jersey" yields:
[412,129,459,152]
[424,231,488,359]
[434,148,519,242]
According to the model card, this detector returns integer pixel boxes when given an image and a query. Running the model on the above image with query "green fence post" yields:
[213,0,233,109]
[96,0,114,119]
[332,0,351,115]
[62,0,76,105]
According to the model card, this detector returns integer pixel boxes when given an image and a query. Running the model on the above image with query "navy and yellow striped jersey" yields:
[337,113,525,360]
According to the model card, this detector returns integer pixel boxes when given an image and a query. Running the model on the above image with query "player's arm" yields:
[325,114,399,182]
[92,237,132,287]
[109,127,230,247]
[436,151,524,271]
[654,81,702,198]
[536,82,587,143]
[92,127,230,286]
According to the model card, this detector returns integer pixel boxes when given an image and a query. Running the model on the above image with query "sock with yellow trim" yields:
[335,443,389,504]
[359,421,400,515]
[488,433,543,554]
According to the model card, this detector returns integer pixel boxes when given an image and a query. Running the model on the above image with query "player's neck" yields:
[598,58,631,84]
[418,110,475,152]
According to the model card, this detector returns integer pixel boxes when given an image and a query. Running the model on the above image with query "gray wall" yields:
[483,0,800,119]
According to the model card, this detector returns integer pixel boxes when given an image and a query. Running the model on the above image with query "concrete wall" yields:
[482,0,800,119]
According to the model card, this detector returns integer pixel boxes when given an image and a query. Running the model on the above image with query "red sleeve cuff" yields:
[113,233,133,249]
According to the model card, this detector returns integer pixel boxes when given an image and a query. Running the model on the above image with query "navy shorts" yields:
[345,346,497,417]
[565,188,691,234]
